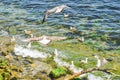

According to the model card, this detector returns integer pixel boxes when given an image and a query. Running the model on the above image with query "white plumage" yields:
[81,58,88,64]
[54,49,58,57]
[39,35,51,45]
[64,14,69,18]
[10,36,16,42]
[42,5,70,23]
[78,36,84,42]
[24,30,33,38]
[27,42,31,49]
[102,58,108,65]
[70,61,83,73]
[94,55,101,68]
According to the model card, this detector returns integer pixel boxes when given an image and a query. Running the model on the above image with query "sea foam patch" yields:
[14,46,50,58]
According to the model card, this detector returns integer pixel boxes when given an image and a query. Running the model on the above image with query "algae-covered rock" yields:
[8,27,17,34]
[0,75,3,80]
[32,61,52,75]
[0,36,15,56]
[45,56,57,68]
[112,76,120,80]
[50,67,67,78]
[0,58,19,80]
[34,72,51,80]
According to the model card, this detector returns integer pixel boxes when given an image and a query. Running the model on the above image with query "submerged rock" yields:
[50,67,67,78]
[8,27,17,34]
[18,60,52,80]
[4,53,53,79]
[0,36,15,56]
[32,61,52,75]
[34,72,51,80]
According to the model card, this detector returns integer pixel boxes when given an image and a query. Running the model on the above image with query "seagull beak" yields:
[66,6,70,9]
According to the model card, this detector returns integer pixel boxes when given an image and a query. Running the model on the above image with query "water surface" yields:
[0,0,120,50]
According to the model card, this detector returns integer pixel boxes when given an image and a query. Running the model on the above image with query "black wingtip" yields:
[41,17,44,23]
[42,14,46,24]
[41,18,45,24]
[42,20,45,24]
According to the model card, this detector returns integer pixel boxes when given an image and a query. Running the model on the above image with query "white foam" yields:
[53,50,83,73]
[14,46,50,58]
[88,74,103,80]
[54,57,70,67]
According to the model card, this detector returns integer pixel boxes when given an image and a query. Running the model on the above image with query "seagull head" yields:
[61,4,70,9]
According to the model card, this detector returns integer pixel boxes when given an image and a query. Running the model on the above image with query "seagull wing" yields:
[42,12,49,23]
[55,5,70,13]
[55,8,63,13]
[42,5,69,23]
[42,7,57,23]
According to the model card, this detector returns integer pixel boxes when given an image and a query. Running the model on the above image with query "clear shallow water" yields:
[0,1,119,79]
[0,0,120,50]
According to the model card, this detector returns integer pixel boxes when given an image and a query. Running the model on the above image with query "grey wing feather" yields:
[42,8,57,23]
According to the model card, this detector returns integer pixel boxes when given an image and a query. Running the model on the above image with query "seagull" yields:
[81,58,88,64]
[42,4,70,23]
[10,36,16,42]
[94,55,101,68]
[78,36,84,42]
[70,61,74,69]
[102,58,108,65]
[27,42,31,49]
[64,14,69,18]
[70,26,78,33]
[24,30,33,37]
[54,49,58,57]
[39,35,51,45]
[24,30,32,34]
[70,61,83,73]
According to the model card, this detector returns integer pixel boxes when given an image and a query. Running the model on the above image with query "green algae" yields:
[44,56,57,68]
[28,37,120,78]
[0,1,119,80]
[48,40,120,77]
[0,36,15,56]
[0,58,19,80]
[50,41,98,54]
[50,67,67,78]
[8,26,17,34]
[112,76,120,80]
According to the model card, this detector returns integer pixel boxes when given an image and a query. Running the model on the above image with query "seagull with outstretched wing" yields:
[42,5,70,23]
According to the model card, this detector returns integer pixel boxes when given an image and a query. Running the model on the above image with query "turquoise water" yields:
[0,0,120,50]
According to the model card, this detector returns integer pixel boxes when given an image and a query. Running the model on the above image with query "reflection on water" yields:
[0,0,120,49]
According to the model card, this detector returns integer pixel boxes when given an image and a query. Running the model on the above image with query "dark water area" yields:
[0,0,120,50]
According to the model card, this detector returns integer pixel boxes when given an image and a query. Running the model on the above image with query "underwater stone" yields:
[8,27,17,34]
[50,67,67,78]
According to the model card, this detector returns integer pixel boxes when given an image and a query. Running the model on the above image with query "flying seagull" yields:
[42,4,70,23]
